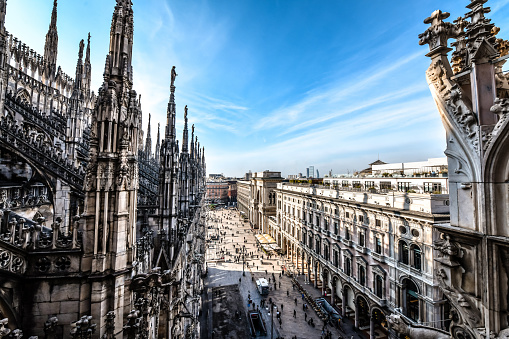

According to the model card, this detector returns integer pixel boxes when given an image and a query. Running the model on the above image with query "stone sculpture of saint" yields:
[171,66,178,87]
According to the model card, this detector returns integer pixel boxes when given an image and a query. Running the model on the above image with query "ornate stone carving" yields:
[387,314,449,339]
[35,257,51,272]
[434,234,483,337]
[419,10,456,53]
[70,315,96,339]
[101,311,115,339]
[44,316,59,339]
[55,256,71,271]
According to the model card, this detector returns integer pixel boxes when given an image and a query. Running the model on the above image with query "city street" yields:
[202,207,366,339]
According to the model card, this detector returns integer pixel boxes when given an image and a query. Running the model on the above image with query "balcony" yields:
[367,289,387,308]
[354,244,367,254]
[371,252,385,263]
[341,238,352,247]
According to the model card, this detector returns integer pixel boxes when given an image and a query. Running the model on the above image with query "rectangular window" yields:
[398,182,411,192]
[342,180,349,187]
[346,212,350,219]
[334,222,339,235]
[365,181,375,189]
[375,219,381,227]
[380,181,392,190]
[359,231,365,247]
[352,181,361,189]
[376,237,382,254]
[424,182,442,193]
[358,215,364,223]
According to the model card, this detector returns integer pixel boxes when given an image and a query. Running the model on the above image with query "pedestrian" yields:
[281,304,284,311]
[239,277,241,284]
[293,309,296,318]
[287,290,289,297]
[279,281,281,288]
[305,312,307,321]
[295,298,297,305]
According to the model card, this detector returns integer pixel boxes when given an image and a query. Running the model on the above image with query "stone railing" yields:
[0,115,85,191]
[5,90,67,139]
[0,211,82,253]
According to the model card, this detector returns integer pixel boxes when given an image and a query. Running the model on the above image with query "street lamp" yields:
[242,244,246,276]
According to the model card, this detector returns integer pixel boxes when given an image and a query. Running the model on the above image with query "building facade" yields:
[0,1,207,338]
[236,170,283,232]
[268,177,450,338]
[239,163,451,338]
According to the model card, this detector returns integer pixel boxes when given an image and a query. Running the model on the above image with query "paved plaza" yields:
[201,207,369,339]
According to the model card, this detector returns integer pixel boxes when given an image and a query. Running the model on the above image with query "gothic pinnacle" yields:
[85,33,91,63]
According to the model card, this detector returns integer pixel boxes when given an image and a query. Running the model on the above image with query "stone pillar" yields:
[301,253,305,276]
[314,264,318,288]
[354,300,359,329]
[307,259,311,282]
[342,289,346,317]
[330,280,335,305]
[321,271,324,296]
[370,314,375,339]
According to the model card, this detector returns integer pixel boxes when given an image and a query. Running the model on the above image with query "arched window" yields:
[404,279,419,322]
[399,240,409,265]
[411,244,422,270]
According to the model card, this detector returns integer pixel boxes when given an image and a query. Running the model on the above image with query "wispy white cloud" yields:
[491,0,509,14]
[254,51,422,132]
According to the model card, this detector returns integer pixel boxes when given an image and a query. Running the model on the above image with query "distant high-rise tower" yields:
[316,169,319,178]
[306,168,309,178]
[309,165,314,178]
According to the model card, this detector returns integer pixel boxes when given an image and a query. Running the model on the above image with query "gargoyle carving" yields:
[387,314,449,339]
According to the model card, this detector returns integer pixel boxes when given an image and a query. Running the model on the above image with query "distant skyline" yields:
[6,0,509,177]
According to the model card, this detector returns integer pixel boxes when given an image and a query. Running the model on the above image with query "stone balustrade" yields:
[0,211,81,254]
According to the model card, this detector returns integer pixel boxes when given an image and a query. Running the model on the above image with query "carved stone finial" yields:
[101,311,115,339]
[78,39,85,61]
[70,316,96,339]
[44,316,59,339]
[451,16,469,73]
[419,10,456,57]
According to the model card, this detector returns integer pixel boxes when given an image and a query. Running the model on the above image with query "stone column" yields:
[342,289,346,317]
[330,280,335,305]
[307,259,311,283]
[321,271,325,296]
[354,300,359,329]
[301,252,305,276]
[314,264,318,288]
[370,314,375,339]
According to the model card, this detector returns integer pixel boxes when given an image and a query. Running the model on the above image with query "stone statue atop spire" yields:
[171,66,178,87]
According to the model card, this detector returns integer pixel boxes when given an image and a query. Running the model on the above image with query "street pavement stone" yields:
[202,207,368,339]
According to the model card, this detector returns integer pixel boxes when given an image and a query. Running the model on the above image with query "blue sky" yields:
[6,0,509,177]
